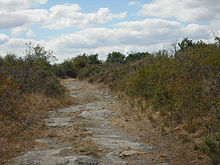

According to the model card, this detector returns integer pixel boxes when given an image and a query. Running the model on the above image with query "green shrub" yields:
[106,52,125,64]
[0,44,65,97]
[201,133,220,165]
[125,52,150,63]
[55,54,101,78]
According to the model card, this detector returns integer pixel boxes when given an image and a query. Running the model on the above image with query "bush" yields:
[106,52,125,64]
[0,43,66,120]
[202,133,220,165]
[55,54,101,78]
[0,43,70,164]
[0,70,20,118]
[125,52,150,63]
[75,39,220,163]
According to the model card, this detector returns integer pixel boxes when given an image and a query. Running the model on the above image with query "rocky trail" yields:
[10,79,169,165]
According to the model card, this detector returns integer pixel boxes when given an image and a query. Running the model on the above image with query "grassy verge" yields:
[0,93,74,164]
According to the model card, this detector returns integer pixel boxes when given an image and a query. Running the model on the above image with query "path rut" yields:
[11,79,168,165]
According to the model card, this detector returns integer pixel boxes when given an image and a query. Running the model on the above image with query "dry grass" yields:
[71,138,105,157]
[47,132,57,138]
[0,93,75,164]
[109,95,208,165]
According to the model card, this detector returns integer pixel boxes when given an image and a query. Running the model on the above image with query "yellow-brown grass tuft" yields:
[0,93,75,164]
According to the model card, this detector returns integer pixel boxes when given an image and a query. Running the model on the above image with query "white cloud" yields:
[49,3,81,17]
[128,1,139,6]
[0,38,28,55]
[11,27,27,36]
[183,24,210,39]
[0,12,29,29]
[0,37,46,57]
[209,20,220,32]
[139,0,220,23]
[3,18,177,60]
[0,3,126,30]
[0,0,47,11]
[0,9,213,62]
[22,9,49,24]
[0,32,170,61]
[0,33,9,45]
[0,8,49,29]
[43,4,127,29]
[26,30,35,38]
[45,19,211,61]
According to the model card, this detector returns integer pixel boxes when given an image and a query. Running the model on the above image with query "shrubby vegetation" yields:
[0,43,71,164]
[0,38,219,164]
[53,54,101,78]
[56,38,220,164]
[106,51,125,63]
[0,44,65,96]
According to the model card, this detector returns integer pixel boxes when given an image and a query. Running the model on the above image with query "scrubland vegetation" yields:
[55,38,220,164]
[0,38,219,164]
[0,43,73,164]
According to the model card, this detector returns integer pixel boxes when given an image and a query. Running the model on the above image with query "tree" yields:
[106,52,125,63]
[88,54,101,64]
[178,37,194,51]
[125,52,150,62]
[24,43,56,71]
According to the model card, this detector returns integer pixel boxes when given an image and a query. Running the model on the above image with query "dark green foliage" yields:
[106,52,125,63]
[54,60,78,78]
[54,54,101,78]
[125,52,150,62]
[177,37,194,51]
[87,54,101,64]
[214,36,220,47]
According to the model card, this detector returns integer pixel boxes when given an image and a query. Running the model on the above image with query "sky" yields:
[0,0,220,62]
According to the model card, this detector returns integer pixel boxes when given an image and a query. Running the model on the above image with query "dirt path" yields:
[10,79,169,165]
